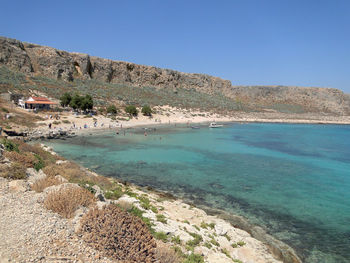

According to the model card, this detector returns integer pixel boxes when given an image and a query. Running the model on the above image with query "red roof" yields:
[25,96,57,104]
[25,101,57,104]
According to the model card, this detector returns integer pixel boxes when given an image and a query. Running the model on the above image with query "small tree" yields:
[69,93,82,111]
[60,92,72,107]
[141,105,152,116]
[81,94,93,112]
[125,105,138,116]
[106,105,117,115]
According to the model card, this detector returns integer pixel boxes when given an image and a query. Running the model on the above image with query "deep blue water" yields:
[44,123,350,262]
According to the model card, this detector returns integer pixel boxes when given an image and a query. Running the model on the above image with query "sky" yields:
[1,0,350,93]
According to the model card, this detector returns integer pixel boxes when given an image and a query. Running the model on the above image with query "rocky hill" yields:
[1,36,349,115]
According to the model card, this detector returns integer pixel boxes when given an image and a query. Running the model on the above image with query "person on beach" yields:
[48,123,52,129]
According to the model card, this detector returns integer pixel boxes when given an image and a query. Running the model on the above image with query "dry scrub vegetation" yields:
[44,186,95,218]
[31,175,62,192]
[155,242,180,263]
[80,204,156,262]
[43,162,114,190]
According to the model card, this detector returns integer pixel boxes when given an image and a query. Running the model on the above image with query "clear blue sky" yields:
[1,0,350,93]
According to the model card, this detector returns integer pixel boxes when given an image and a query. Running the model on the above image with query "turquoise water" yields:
[44,123,350,262]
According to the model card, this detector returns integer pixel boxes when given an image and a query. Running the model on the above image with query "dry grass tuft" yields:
[117,199,133,211]
[31,175,62,192]
[155,241,180,263]
[80,204,156,262]
[43,162,114,190]
[0,162,27,180]
[44,186,95,218]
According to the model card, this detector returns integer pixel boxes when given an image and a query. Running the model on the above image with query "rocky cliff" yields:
[1,36,349,115]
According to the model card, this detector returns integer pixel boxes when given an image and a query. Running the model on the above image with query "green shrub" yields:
[138,195,151,210]
[183,253,204,263]
[1,107,9,113]
[104,187,124,200]
[210,238,219,246]
[237,241,246,247]
[60,92,72,107]
[156,214,167,224]
[62,120,70,124]
[1,138,19,152]
[186,232,203,248]
[200,221,208,229]
[141,105,152,116]
[106,104,117,114]
[203,241,212,249]
[125,105,138,116]
[154,231,168,242]
[33,154,45,171]
[221,248,232,259]
[171,235,181,245]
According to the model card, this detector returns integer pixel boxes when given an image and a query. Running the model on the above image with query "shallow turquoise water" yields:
[44,123,350,262]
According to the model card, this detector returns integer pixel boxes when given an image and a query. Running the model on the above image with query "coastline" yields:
[24,108,350,141]
[38,126,304,263]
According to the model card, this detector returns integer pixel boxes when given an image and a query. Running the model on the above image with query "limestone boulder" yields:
[9,180,30,192]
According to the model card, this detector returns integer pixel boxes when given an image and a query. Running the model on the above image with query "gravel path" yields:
[0,178,116,263]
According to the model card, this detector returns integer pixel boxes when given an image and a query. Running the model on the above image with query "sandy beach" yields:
[29,106,350,138]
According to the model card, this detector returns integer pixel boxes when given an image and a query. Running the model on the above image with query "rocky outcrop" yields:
[1,36,349,115]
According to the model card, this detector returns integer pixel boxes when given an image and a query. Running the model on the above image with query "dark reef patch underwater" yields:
[44,123,350,263]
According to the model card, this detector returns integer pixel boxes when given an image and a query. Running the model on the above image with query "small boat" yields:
[209,122,223,128]
[191,126,200,129]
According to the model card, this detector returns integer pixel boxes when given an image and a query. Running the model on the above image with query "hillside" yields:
[1,36,349,115]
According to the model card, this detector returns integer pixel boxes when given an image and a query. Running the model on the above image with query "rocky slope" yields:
[1,36,349,115]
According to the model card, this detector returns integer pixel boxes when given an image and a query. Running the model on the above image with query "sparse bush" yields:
[4,151,36,168]
[156,214,167,224]
[171,235,181,245]
[1,107,9,113]
[1,138,19,152]
[44,185,95,218]
[186,232,203,248]
[183,253,204,263]
[0,162,26,180]
[104,186,123,200]
[80,204,156,262]
[33,154,44,171]
[155,242,180,263]
[62,120,70,124]
[31,175,62,192]
[154,231,168,242]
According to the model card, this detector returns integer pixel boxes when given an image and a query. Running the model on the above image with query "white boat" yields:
[209,122,223,128]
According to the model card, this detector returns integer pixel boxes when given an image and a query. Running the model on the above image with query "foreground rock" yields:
[0,177,116,263]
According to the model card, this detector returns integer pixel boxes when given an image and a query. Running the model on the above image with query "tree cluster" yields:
[125,105,138,116]
[60,92,93,111]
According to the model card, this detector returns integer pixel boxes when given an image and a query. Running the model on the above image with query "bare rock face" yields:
[0,37,33,73]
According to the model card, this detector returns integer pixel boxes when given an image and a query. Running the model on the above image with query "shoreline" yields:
[39,128,303,263]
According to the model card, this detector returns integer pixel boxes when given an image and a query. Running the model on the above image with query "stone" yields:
[92,185,105,201]
[26,168,47,185]
[116,195,139,205]
[56,160,68,165]
[55,175,68,183]
[9,180,29,192]
[215,223,228,236]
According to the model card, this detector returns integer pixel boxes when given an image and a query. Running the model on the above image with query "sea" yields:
[43,123,350,263]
